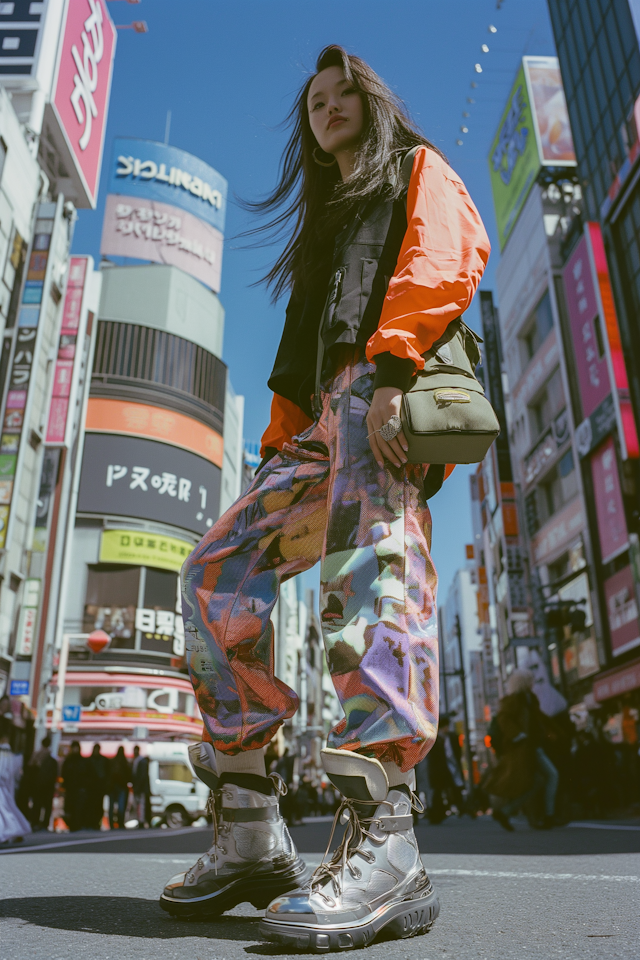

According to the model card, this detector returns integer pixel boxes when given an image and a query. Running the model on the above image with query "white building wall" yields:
[442,566,480,736]
[219,381,245,516]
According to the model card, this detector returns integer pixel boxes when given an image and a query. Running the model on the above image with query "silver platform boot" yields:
[159,743,308,919]
[259,748,439,950]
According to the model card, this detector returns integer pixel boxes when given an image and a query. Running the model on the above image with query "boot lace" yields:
[309,790,423,906]
[189,772,287,880]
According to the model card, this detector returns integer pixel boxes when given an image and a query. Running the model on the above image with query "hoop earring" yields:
[313,146,337,167]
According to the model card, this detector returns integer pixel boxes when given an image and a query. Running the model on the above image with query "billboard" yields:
[603,565,640,657]
[563,235,611,419]
[45,0,116,208]
[101,194,223,292]
[106,138,227,232]
[77,432,221,535]
[100,138,227,290]
[489,56,576,250]
[591,436,629,564]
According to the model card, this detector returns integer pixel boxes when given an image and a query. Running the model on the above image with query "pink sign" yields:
[591,436,629,563]
[52,0,117,208]
[563,235,611,418]
[46,256,89,444]
[101,194,224,292]
[603,565,640,657]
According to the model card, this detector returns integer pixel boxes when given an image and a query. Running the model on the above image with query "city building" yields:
[485,56,603,707]
[545,0,640,747]
[35,138,246,746]
[0,0,117,742]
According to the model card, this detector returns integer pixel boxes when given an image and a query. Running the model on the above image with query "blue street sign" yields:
[9,680,29,696]
[62,704,82,723]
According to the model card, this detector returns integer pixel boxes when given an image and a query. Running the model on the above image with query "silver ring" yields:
[378,415,403,442]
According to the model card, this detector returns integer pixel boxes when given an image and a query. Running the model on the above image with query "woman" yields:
[160,45,489,948]
[0,721,31,844]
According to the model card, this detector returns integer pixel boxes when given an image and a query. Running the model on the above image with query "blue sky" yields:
[76,0,557,602]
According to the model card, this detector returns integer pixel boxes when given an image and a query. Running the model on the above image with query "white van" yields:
[147,742,210,827]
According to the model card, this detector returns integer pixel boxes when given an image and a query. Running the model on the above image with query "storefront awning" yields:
[592,656,640,702]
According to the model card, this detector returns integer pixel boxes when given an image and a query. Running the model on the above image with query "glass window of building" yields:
[83,565,139,649]
[519,290,554,368]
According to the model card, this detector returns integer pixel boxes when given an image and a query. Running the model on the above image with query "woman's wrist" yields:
[372,353,415,393]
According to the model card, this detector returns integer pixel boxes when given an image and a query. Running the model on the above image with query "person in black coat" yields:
[108,746,131,829]
[86,744,108,830]
[131,745,151,828]
[61,741,89,832]
[28,735,58,831]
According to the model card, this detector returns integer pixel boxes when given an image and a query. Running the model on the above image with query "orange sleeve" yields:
[366,147,491,370]
[260,393,313,456]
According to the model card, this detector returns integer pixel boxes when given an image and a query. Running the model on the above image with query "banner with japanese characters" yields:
[0,223,53,548]
[77,433,221,535]
[100,193,223,292]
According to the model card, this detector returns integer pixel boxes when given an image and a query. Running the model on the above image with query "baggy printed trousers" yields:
[182,353,439,772]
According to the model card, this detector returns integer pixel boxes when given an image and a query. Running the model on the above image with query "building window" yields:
[519,290,554,369]
[528,368,565,441]
[538,449,578,526]
[83,564,139,649]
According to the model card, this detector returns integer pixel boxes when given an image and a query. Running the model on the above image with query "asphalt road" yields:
[1,816,639,960]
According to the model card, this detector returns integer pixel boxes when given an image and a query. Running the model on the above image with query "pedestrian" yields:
[484,670,559,831]
[61,740,89,832]
[131,745,150,828]
[0,720,31,844]
[86,743,108,830]
[160,43,489,948]
[107,745,131,829]
[27,735,58,831]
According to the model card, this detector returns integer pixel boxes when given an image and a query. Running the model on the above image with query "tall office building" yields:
[546,0,640,720]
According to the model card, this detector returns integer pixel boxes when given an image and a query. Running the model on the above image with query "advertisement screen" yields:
[100,194,223,293]
[489,57,575,250]
[77,433,221,535]
[0,0,47,78]
[106,138,227,234]
[50,0,117,208]
[524,57,576,165]
[488,64,541,250]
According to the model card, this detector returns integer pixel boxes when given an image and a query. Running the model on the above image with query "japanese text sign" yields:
[603,565,640,657]
[52,0,116,208]
[591,436,629,563]
[78,433,221,535]
[563,235,611,419]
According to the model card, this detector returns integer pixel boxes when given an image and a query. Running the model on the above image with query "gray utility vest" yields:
[268,191,409,419]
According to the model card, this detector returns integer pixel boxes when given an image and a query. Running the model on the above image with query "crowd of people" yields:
[0,729,153,843]
[1,674,638,843]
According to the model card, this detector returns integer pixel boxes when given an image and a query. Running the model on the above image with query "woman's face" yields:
[307,65,364,158]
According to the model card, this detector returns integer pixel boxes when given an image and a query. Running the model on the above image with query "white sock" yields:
[382,761,416,792]
[214,747,266,779]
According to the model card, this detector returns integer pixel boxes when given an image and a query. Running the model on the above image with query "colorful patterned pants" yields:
[182,354,439,772]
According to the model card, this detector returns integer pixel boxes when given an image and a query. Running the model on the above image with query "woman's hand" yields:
[366,387,408,468]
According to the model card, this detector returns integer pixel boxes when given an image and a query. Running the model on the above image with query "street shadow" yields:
[0,896,262,941]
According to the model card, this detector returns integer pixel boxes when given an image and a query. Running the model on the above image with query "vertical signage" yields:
[46,256,89,444]
[590,436,629,563]
[563,235,611,419]
[0,223,53,548]
[50,0,117,208]
[587,222,639,459]
[603,565,640,657]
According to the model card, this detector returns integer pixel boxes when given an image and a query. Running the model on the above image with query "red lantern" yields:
[87,630,111,655]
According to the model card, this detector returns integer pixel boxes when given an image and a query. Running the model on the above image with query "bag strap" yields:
[399,145,421,206]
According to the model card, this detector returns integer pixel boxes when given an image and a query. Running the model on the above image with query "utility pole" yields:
[455,615,474,790]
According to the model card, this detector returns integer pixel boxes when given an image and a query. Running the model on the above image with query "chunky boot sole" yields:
[160,856,310,921]
[258,886,440,951]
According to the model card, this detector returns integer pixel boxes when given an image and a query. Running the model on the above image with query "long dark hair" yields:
[244,44,447,300]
